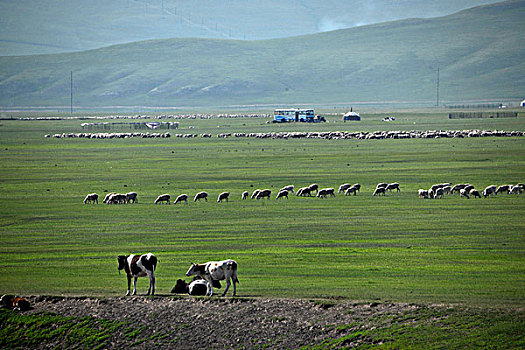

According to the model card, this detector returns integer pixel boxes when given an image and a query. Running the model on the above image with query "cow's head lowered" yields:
[185,263,205,277]
[117,255,128,274]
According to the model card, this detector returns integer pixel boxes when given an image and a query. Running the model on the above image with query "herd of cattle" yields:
[117,253,239,297]
[84,181,523,205]
[47,129,524,140]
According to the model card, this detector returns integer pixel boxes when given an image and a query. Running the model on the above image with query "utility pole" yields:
[436,67,440,107]
[70,71,73,114]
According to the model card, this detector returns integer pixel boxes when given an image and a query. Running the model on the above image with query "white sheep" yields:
[126,192,138,204]
[251,189,261,199]
[338,183,352,193]
[174,194,189,205]
[470,189,481,198]
[418,189,429,199]
[345,186,358,196]
[495,185,511,195]
[280,185,294,194]
[386,182,400,192]
[217,192,230,203]
[107,193,126,204]
[241,191,249,200]
[460,189,470,199]
[275,190,289,200]
[155,194,171,204]
[434,188,444,199]
[193,191,208,202]
[376,182,387,189]
[317,188,335,198]
[103,192,116,204]
[308,183,319,194]
[509,185,522,195]
[83,193,98,204]
[256,189,271,200]
[483,185,496,197]
[373,187,386,196]
[296,187,312,197]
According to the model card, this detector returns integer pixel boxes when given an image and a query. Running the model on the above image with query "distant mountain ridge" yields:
[0,0,500,56]
[0,0,523,108]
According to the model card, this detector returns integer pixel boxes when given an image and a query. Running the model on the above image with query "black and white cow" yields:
[117,253,157,296]
[186,259,239,296]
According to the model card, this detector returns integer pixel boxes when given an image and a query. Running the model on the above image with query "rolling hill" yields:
[0,0,500,56]
[0,0,523,109]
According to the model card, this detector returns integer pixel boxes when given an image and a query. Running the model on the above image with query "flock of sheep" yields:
[47,129,523,140]
[45,132,171,139]
[84,181,523,205]
[418,183,525,199]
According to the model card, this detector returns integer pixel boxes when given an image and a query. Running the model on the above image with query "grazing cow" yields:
[373,187,386,196]
[194,191,208,202]
[256,189,271,200]
[174,194,189,205]
[83,193,98,204]
[117,253,157,296]
[154,194,170,204]
[386,182,400,192]
[460,189,470,199]
[126,192,138,204]
[241,191,249,200]
[217,192,230,203]
[186,259,239,296]
[276,190,289,200]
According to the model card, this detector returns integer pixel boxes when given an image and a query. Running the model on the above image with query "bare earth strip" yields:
[25,295,421,349]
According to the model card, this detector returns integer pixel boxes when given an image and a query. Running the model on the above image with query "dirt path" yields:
[25,295,420,349]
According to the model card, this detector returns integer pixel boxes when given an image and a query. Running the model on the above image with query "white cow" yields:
[117,253,157,296]
[185,259,239,296]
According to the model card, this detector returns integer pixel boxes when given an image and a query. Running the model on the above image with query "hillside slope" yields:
[0,0,499,56]
[0,0,523,108]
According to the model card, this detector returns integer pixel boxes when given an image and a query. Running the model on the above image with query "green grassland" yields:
[0,111,524,308]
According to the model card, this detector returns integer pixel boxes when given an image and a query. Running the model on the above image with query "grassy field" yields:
[0,111,524,309]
